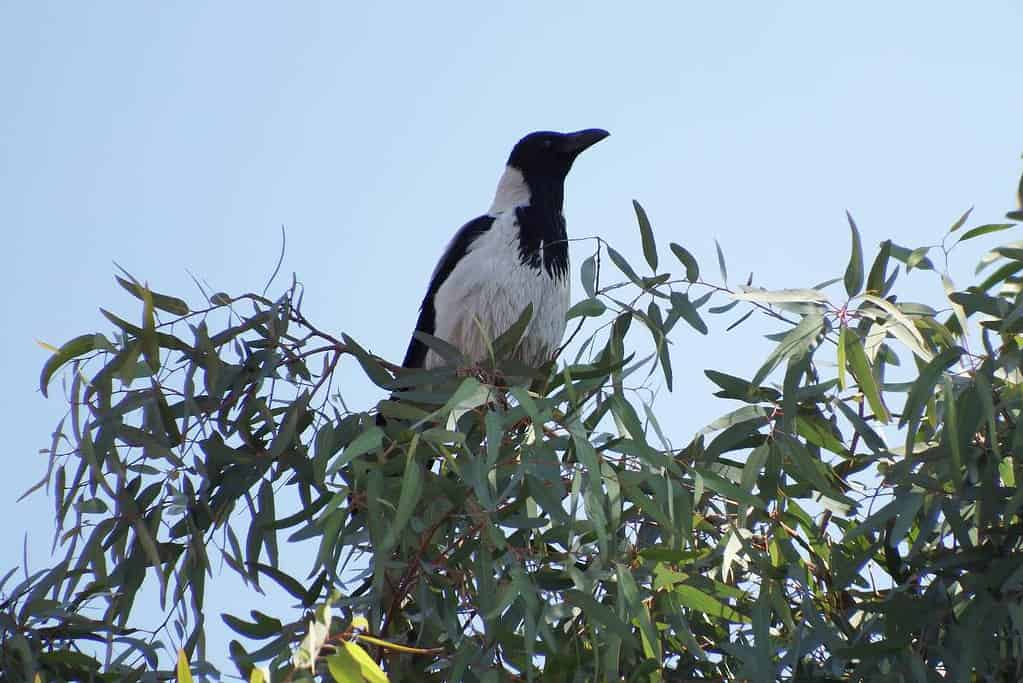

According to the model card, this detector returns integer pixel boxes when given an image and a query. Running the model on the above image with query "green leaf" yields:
[567,297,607,320]
[633,200,658,270]
[732,287,828,305]
[1017,167,1023,210]
[439,377,493,430]
[890,242,934,271]
[222,612,283,640]
[140,284,161,372]
[674,584,749,622]
[975,240,1023,272]
[976,260,1023,293]
[492,303,533,359]
[327,426,383,475]
[328,642,388,683]
[836,326,847,390]
[866,239,893,294]
[941,375,963,475]
[844,211,864,297]
[844,329,890,423]
[832,397,887,453]
[751,313,826,388]
[580,254,597,297]
[342,334,396,388]
[564,590,640,650]
[669,242,699,283]
[700,405,770,435]
[715,239,728,284]
[609,393,645,440]
[726,309,755,331]
[844,498,901,542]
[705,369,780,403]
[973,369,999,459]
[794,411,847,455]
[567,420,611,554]
[253,563,311,603]
[116,276,190,316]
[900,346,962,455]
[327,651,361,682]
[777,436,849,503]
[695,468,768,511]
[906,246,932,271]
[860,294,934,362]
[957,223,1014,244]
[381,434,423,550]
[617,564,660,661]
[39,334,98,397]
[889,491,924,542]
[709,299,740,315]
[948,206,974,233]
[606,246,643,287]
[669,292,708,335]
[942,274,969,340]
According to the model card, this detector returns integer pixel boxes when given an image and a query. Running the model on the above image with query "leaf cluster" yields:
[6,166,1023,682]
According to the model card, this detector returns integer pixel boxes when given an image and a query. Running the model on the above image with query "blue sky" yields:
[3,1,1022,672]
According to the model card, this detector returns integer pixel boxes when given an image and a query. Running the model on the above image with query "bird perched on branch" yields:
[401,128,609,372]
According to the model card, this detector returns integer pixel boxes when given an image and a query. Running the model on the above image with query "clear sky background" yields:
[3,1,1022,673]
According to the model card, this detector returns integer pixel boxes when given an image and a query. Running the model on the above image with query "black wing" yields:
[401,214,496,368]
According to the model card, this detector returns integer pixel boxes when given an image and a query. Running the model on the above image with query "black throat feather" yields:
[515,175,569,280]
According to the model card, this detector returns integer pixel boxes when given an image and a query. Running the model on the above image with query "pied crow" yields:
[401,128,609,371]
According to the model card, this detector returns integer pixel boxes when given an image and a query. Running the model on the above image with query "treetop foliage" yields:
[4,162,1023,681]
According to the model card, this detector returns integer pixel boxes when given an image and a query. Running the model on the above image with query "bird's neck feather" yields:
[489,166,531,213]
[489,166,565,216]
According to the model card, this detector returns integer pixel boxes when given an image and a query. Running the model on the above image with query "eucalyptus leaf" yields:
[670,242,700,283]
[844,211,864,297]
[633,200,658,271]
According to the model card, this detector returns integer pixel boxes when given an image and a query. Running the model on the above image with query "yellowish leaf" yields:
[176,649,193,683]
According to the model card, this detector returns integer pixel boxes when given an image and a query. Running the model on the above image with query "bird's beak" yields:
[561,128,610,156]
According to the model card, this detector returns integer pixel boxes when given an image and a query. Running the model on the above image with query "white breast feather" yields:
[428,211,569,370]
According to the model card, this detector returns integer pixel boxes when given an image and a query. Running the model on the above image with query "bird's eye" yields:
[543,139,553,149]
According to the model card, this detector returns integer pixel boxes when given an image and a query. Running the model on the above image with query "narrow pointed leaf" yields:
[726,309,755,331]
[715,239,728,284]
[606,247,643,287]
[633,200,658,270]
[140,285,161,372]
[890,242,935,271]
[844,330,890,423]
[948,206,974,233]
[669,242,699,283]
[116,276,190,316]
[866,239,893,294]
[900,346,962,454]
[751,313,826,388]
[567,298,607,320]
[381,434,423,550]
[176,649,193,683]
[733,287,828,304]
[844,211,864,297]
[836,325,847,390]
[674,584,749,622]
[860,294,933,362]
[956,223,1014,244]
[580,254,597,297]
[40,334,98,397]
[492,303,533,358]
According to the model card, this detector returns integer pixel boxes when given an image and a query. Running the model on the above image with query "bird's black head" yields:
[507,129,610,185]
